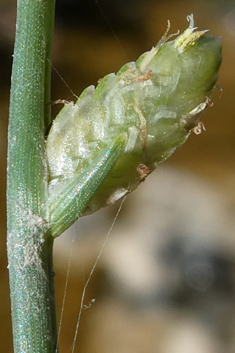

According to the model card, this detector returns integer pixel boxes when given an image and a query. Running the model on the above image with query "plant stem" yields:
[7,1,56,352]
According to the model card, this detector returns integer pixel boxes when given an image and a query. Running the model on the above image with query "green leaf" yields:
[49,134,126,237]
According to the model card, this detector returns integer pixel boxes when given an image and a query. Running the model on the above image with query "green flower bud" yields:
[47,14,222,236]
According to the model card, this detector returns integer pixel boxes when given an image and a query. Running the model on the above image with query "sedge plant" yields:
[7,1,222,352]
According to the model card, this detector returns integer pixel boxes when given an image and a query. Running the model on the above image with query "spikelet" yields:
[47,15,222,236]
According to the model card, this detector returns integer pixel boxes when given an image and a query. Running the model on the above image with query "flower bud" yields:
[47,14,222,226]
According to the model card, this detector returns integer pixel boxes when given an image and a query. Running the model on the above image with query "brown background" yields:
[1,0,235,352]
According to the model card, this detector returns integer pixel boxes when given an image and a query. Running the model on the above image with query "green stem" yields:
[7,1,56,352]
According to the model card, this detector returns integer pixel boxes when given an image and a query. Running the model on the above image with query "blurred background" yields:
[1,0,235,352]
